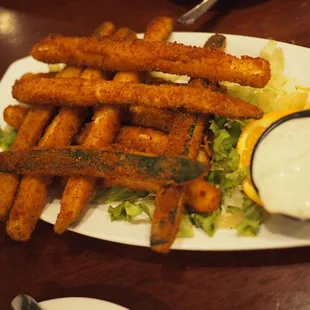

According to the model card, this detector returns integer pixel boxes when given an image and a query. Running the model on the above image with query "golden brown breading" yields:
[12,78,263,119]
[167,113,205,159]
[0,105,57,220]
[30,35,270,87]
[3,105,30,130]
[185,178,221,213]
[151,185,185,253]
[55,18,175,234]
[102,178,161,192]
[55,28,136,234]
[93,21,116,37]
[6,107,86,241]
[116,126,169,154]
[6,22,117,240]
[143,16,174,41]
[128,105,175,133]
[0,147,208,185]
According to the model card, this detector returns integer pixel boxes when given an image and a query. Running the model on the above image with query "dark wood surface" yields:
[1,0,310,309]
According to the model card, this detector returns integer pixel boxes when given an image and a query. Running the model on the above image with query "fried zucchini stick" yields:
[103,17,176,194]
[54,17,175,234]
[185,178,220,213]
[127,16,175,133]
[128,106,175,133]
[0,63,59,220]
[151,35,226,252]
[150,86,204,253]
[6,22,116,241]
[54,27,137,234]
[12,78,263,119]
[151,185,185,253]
[0,105,57,220]
[143,16,174,41]
[3,105,30,130]
[115,116,220,214]
[0,147,208,184]
[30,36,271,88]
[168,112,205,159]
[116,126,169,154]
[180,35,222,214]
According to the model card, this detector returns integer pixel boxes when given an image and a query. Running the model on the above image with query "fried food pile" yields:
[0,16,270,253]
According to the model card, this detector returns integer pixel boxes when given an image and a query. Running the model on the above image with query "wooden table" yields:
[1,0,310,309]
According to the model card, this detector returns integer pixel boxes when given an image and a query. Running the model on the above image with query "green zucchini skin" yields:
[150,184,184,253]
[0,147,208,185]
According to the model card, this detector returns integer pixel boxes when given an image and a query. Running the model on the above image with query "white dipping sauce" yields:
[252,117,310,220]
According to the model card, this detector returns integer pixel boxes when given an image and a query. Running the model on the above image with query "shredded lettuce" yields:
[190,211,220,237]
[177,213,194,238]
[207,117,247,194]
[242,198,265,221]
[108,198,195,238]
[235,219,260,236]
[206,116,266,236]
[235,198,265,236]
[93,187,150,204]
[108,201,152,222]
[0,127,16,151]
[100,114,266,238]
[226,206,242,214]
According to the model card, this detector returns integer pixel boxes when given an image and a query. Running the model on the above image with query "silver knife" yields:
[178,0,220,25]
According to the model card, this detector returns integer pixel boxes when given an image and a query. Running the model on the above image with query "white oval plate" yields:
[1,32,310,251]
[39,297,128,310]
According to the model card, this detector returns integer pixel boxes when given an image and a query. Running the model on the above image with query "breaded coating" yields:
[127,16,176,131]
[55,27,138,234]
[6,22,116,240]
[167,79,205,159]
[116,126,169,154]
[168,113,205,159]
[6,107,85,241]
[143,16,174,41]
[128,106,175,133]
[12,78,263,119]
[101,178,161,192]
[151,185,185,253]
[4,105,30,130]
[0,106,56,220]
[30,35,271,87]
[0,147,208,185]
[185,178,221,213]
[56,19,175,234]
[93,21,116,37]
[150,34,226,252]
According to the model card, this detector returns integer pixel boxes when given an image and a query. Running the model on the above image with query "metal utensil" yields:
[177,0,219,25]
[11,295,42,310]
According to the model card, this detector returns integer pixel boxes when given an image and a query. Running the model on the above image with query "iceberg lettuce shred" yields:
[94,187,149,204]
[207,117,247,193]
[190,211,220,237]
[108,201,151,222]
[0,127,17,151]
[206,116,266,236]
[177,213,195,238]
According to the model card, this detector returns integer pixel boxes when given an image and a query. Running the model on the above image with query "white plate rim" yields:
[39,297,128,310]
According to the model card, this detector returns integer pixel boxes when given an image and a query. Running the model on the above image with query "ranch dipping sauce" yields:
[251,113,310,220]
